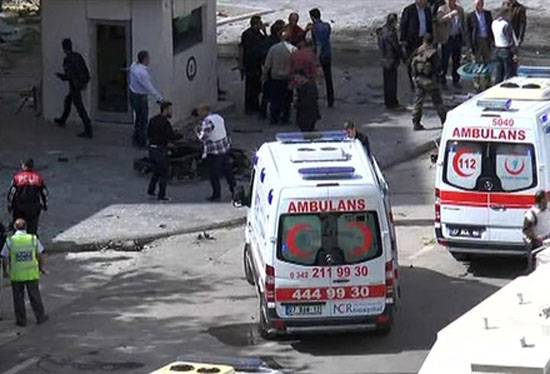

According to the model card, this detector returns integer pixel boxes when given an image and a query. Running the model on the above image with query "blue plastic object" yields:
[457,62,496,80]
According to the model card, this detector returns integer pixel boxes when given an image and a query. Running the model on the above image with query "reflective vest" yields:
[7,234,40,282]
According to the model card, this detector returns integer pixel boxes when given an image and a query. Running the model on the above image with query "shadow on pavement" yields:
[464,257,527,279]
[285,266,497,356]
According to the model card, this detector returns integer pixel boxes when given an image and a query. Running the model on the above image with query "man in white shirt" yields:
[492,8,516,83]
[129,50,163,148]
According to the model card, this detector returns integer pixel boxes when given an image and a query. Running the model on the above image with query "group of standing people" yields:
[378,0,527,131]
[239,8,334,132]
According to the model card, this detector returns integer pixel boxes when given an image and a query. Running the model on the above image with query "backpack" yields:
[75,53,91,87]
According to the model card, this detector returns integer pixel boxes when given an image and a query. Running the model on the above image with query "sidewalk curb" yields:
[46,216,246,253]
[46,134,439,253]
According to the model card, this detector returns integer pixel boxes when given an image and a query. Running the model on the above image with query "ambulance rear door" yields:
[441,140,489,242]
[487,141,538,244]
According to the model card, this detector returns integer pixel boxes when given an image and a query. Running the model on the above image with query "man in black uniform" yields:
[54,38,93,138]
[344,121,371,157]
[239,15,267,115]
[147,102,182,201]
[7,159,48,235]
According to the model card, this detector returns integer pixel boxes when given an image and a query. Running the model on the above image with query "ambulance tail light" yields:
[385,260,395,303]
[265,265,275,303]
[435,188,441,228]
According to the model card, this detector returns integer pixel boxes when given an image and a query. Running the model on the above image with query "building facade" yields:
[41,0,217,124]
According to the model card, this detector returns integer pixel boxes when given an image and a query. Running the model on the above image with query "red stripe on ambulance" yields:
[275,285,386,302]
[440,190,535,209]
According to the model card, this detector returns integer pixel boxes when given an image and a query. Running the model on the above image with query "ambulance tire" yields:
[450,252,471,262]
[258,300,275,340]
[243,244,255,286]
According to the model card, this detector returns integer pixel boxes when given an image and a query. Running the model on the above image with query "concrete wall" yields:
[42,0,90,122]
[41,0,217,124]
[171,0,218,120]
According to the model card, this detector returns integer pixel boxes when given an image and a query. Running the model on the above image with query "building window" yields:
[173,6,203,55]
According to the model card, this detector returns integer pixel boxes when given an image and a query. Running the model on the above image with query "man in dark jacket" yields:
[400,0,433,90]
[504,0,527,46]
[411,34,447,130]
[466,0,493,92]
[259,19,285,120]
[344,121,371,157]
[54,38,92,138]
[239,16,267,115]
[147,102,182,201]
[378,13,402,109]
[7,159,48,235]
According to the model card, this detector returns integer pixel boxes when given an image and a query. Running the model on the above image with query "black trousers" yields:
[12,280,46,325]
[269,79,291,125]
[383,66,399,107]
[147,147,169,199]
[207,153,235,199]
[319,56,334,106]
[59,87,92,134]
[244,72,262,114]
[130,92,149,147]
[441,34,463,84]
[259,79,272,119]
[12,209,40,235]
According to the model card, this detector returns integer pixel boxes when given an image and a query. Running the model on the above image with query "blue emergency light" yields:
[477,98,512,111]
[276,131,349,144]
[517,66,550,78]
[299,166,356,180]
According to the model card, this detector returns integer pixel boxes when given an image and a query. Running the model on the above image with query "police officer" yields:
[410,33,447,131]
[7,159,48,235]
[147,101,182,201]
[523,190,550,270]
[1,219,48,327]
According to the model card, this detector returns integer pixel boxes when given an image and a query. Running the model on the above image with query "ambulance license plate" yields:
[448,226,482,238]
[285,304,323,316]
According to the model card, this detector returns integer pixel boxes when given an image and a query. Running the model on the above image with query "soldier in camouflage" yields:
[410,34,448,131]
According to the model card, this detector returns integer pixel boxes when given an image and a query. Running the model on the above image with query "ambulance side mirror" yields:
[232,185,250,208]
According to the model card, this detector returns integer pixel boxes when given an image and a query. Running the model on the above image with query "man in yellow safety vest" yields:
[1,218,48,327]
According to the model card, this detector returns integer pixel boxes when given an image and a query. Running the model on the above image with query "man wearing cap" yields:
[7,159,48,235]
[1,219,48,327]
[147,102,182,201]
[344,121,371,157]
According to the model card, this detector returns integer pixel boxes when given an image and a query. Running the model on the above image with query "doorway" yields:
[94,21,131,123]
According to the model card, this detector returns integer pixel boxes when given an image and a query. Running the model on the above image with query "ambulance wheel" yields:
[258,301,275,340]
[451,252,471,262]
[374,323,392,336]
[243,244,255,286]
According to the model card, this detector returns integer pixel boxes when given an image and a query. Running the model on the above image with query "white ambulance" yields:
[235,131,399,337]
[435,67,550,260]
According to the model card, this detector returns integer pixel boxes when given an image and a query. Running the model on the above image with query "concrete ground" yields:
[0,152,527,374]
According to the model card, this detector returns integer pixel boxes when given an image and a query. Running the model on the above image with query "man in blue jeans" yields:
[492,8,517,84]
[309,8,334,108]
[129,51,163,148]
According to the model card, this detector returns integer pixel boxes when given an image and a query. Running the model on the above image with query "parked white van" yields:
[235,131,399,337]
[435,67,550,260]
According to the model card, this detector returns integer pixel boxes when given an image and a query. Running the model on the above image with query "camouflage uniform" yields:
[411,44,447,130]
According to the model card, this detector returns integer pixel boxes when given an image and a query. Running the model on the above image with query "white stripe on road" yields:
[1,357,40,374]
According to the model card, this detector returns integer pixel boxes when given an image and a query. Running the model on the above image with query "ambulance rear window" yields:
[277,212,382,266]
[443,141,536,192]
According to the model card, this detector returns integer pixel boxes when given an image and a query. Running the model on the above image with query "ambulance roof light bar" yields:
[476,98,512,111]
[298,166,356,180]
[517,66,550,78]
[276,131,350,144]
